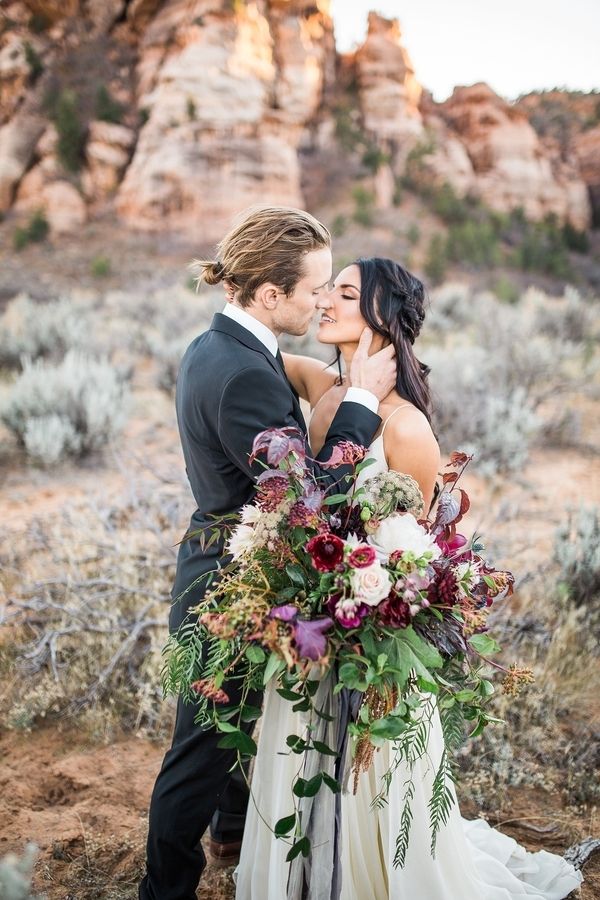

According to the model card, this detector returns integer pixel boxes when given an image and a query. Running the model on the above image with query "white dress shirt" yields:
[221,302,378,414]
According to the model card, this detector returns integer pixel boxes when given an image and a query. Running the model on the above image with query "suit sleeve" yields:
[218,365,381,492]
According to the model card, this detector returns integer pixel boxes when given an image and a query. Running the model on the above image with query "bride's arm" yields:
[384,413,441,512]
[281,352,341,405]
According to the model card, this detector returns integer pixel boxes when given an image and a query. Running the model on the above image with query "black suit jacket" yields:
[170,312,381,631]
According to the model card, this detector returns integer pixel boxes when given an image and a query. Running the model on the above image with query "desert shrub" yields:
[0,294,89,368]
[330,214,347,237]
[95,84,124,124]
[425,282,480,332]
[352,185,375,227]
[429,346,540,475]
[13,209,49,251]
[424,234,448,286]
[401,136,436,191]
[0,845,41,900]
[554,506,600,627]
[492,275,520,305]
[90,254,111,277]
[406,223,420,246]
[446,220,500,268]
[430,182,471,225]
[0,481,182,739]
[49,88,86,173]
[361,143,389,173]
[23,41,43,82]
[1,352,129,465]
[147,332,197,393]
[562,222,590,253]
[534,285,597,344]
[186,95,197,121]
[511,217,572,278]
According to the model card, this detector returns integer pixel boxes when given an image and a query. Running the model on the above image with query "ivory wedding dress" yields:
[234,412,583,900]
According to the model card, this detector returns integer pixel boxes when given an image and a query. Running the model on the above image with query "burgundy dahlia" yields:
[306,532,345,571]
[378,591,412,628]
[427,568,458,606]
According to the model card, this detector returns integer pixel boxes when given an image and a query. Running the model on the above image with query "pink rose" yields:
[350,561,392,607]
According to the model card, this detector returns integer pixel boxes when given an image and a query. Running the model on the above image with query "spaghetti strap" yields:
[380,403,412,436]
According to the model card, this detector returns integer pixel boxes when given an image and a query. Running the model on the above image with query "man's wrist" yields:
[343,386,379,414]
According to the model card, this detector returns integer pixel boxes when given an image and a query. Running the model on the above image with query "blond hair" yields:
[193,206,331,307]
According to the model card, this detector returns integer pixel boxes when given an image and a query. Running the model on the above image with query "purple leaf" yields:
[294,617,333,660]
[434,491,461,528]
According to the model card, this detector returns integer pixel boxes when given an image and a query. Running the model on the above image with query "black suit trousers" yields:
[139,665,261,900]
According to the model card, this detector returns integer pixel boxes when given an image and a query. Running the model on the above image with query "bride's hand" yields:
[349,328,396,401]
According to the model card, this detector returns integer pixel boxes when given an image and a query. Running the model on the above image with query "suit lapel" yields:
[210,314,307,433]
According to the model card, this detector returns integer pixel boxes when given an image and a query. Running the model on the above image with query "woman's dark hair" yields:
[335,256,434,426]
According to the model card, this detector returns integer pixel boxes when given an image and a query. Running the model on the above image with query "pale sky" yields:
[331,0,600,102]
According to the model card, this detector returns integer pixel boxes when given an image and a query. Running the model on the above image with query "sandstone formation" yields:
[434,83,591,229]
[354,12,423,151]
[116,0,335,234]
[0,1,596,237]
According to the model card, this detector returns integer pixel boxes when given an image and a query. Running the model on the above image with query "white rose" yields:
[367,513,441,562]
[350,560,393,607]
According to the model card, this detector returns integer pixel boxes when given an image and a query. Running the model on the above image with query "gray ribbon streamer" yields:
[286,674,363,900]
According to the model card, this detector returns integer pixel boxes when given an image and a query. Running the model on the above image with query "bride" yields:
[234,257,583,899]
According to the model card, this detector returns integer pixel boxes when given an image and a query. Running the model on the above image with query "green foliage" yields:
[510,215,572,278]
[562,221,590,253]
[13,210,49,251]
[95,84,123,124]
[330,213,347,237]
[90,255,111,278]
[333,104,365,153]
[492,275,520,305]
[23,41,43,82]
[186,96,197,121]
[352,185,375,227]
[28,12,50,33]
[139,107,150,126]
[401,136,436,190]
[424,234,448,285]
[392,176,404,207]
[446,220,500,268]
[361,143,390,174]
[430,182,471,224]
[49,88,86,172]
[406,223,420,246]
[428,748,457,855]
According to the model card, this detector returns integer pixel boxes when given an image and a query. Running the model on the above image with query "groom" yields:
[139,206,396,900]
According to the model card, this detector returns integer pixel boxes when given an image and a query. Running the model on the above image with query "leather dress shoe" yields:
[207,836,243,868]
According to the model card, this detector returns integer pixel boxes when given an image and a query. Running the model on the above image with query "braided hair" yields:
[335,256,434,427]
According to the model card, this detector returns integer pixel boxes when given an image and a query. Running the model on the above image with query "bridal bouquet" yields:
[162,428,532,867]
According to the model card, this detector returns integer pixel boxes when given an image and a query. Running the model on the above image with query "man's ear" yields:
[255,282,280,310]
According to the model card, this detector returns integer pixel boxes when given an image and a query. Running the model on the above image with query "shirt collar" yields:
[221,303,279,358]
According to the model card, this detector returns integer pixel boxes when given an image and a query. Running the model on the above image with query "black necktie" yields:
[275,349,300,401]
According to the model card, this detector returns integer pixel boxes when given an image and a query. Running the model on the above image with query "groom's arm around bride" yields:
[139,206,395,900]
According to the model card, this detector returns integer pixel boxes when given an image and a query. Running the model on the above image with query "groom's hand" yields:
[349,328,396,401]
